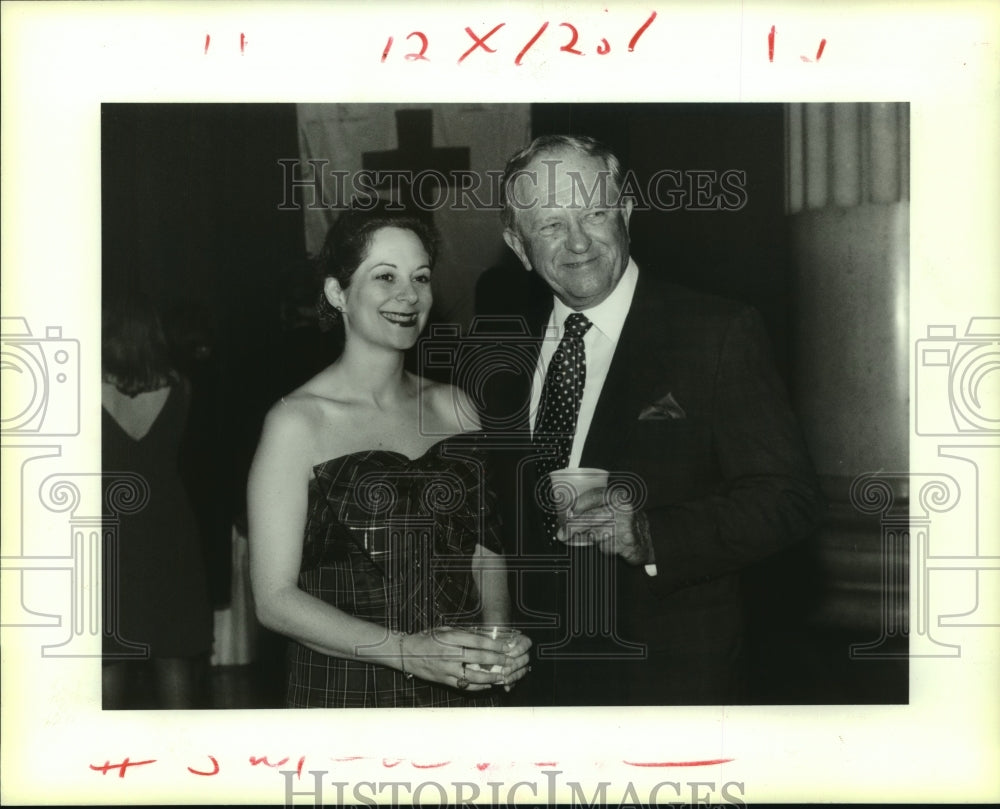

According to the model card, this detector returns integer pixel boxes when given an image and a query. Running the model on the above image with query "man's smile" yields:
[560,256,599,269]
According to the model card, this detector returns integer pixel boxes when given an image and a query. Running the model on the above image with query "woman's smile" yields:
[379,310,420,327]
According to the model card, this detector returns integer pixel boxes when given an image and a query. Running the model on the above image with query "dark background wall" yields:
[481,103,794,376]
[534,103,791,356]
[102,103,305,607]
[101,102,905,706]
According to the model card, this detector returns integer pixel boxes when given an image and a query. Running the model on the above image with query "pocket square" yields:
[638,392,686,421]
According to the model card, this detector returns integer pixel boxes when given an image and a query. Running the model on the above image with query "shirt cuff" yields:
[644,563,658,577]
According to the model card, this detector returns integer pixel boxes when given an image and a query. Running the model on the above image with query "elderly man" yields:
[476,134,820,706]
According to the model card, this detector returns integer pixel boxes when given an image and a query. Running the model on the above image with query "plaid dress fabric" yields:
[287,433,504,708]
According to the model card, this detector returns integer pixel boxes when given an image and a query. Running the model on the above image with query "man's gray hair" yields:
[499,134,626,231]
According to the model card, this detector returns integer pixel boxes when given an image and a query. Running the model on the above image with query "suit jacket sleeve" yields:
[642,305,821,594]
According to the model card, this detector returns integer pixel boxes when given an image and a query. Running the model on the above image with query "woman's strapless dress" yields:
[286,433,505,708]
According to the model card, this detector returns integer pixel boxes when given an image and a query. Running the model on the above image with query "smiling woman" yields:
[246,203,533,707]
[324,224,433,351]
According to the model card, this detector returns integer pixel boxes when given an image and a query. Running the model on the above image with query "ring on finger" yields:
[456,676,470,690]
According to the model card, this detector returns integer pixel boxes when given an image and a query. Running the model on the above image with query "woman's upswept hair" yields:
[315,201,440,331]
[102,292,177,397]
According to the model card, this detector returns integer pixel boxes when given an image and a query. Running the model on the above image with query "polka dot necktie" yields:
[534,312,592,542]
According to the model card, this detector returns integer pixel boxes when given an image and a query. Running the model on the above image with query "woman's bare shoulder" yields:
[258,395,318,451]
[262,373,350,440]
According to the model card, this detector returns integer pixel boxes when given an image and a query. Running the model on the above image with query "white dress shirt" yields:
[529,259,657,575]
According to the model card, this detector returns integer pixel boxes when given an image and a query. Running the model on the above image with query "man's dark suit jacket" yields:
[475,267,821,706]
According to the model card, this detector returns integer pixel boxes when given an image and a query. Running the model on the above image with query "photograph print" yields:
[99,101,910,710]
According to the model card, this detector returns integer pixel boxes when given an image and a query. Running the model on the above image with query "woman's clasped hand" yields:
[398,628,533,692]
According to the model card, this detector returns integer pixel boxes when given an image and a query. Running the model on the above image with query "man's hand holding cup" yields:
[550,468,654,566]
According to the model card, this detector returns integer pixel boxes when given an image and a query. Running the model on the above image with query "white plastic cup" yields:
[547,467,611,545]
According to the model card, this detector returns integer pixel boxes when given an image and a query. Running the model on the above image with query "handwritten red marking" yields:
[515,22,549,66]
[816,38,827,60]
[768,25,775,61]
[383,758,403,768]
[405,31,430,62]
[187,755,220,776]
[534,762,559,766]
[411,761,450,769]
[249,756,290,768]
[597,38,611,55]
[89,758,156,778]
[240,33,246,54]
[559,22,583,55]
[628,11,657,52]
[204,35,210,55]
[332,756,365,762]
[458,23,505,64]
[476,762,491,771]
[623,758,735,767]
[381,36,393,62]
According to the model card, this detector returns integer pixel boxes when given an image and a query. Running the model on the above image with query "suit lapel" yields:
[581,271,664,469]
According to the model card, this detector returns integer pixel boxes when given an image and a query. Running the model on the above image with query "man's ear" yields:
[620,195,634,231]
[503,227,533,272]
[323,276,347,311]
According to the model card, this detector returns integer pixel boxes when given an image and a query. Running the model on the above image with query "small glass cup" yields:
[464,625,522,673]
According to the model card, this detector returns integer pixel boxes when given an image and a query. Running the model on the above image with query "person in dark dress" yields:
[101,293,214,709]
[247,205,532,708]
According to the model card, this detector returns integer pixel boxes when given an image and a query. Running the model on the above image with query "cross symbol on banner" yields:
[362,109,470,212]
[364,108,470,177]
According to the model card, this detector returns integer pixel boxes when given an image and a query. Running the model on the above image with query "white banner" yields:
[296,103,531,327]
